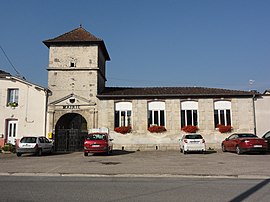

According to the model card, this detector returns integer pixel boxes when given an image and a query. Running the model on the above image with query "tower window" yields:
[70,62,76,67]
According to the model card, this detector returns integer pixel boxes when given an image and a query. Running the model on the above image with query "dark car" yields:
[221,133,267,155]
[84,133,113,156]
[262,131,270,151]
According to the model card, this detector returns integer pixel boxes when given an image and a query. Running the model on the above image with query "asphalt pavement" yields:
[1,150,270,179]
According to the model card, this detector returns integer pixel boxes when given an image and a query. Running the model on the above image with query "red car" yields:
[84,133,113,156]
[221,133,267,154]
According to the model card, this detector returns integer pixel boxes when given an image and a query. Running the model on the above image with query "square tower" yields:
[43,26,110,103]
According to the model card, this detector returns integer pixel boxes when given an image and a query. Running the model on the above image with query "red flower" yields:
[181,125,198,133]
[114,126,132,134]
[148,126,167,133]
[217,125,232,133]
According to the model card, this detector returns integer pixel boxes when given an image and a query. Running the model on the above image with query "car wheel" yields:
[236,146,242,155]
[183,150,187,155]
[37,149,42,156]
[16,152,22,157]
[84,152,88,156]
[222,144,227,152]
[50,147,54,154]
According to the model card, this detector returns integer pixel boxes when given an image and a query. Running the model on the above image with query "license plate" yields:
[92,145,100,147]
[254,145,262,148]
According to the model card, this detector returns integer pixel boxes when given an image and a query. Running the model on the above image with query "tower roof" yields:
[43,26,110,60]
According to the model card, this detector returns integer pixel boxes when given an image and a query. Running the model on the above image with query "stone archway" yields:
[55,113,88,151]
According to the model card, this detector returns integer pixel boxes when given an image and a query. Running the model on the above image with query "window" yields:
[181,101,198,127]
[70,62,76,67]
[7,89,19,105]
[214,101,232,128]
[148,101,166,127]
[115,102,132,127]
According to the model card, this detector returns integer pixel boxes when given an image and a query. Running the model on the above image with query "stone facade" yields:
[98,97,255,150]
[43,27,257,151]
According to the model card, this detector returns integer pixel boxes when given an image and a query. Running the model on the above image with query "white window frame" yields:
[115,102,132,127]
[214,101,232,127]
[148,101,166,127]
[7,88,19,104]
[7,120,18,145]
[181,101,198,127]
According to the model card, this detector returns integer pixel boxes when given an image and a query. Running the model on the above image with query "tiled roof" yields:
[0,69,11,76]
[98,87,255,99]
[43,27,110,60]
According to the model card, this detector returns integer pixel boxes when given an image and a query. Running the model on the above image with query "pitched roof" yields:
[0,69,11,76]
[43,27,110,60]
[98,86,256,99]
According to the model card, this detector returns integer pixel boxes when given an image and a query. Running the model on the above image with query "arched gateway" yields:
[55,113,88,151]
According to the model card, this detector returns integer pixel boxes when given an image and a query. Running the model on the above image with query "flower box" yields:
[148,125,167,133]
[114,126,131,134]
[181,125,198,133]
[217,124,232,133]
[8,102,18,107]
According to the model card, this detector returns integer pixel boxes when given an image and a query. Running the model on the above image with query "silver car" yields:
[16,136,54,157]
[179,134,206,154]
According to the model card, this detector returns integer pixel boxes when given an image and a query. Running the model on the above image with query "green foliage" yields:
[1,143,16,153]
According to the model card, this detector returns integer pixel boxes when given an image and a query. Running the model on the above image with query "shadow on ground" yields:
[91,150,136,156]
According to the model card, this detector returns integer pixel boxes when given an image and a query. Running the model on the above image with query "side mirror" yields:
[225,138,229,141]
[109,139,114,141]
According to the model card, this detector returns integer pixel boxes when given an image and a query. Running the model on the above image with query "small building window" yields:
[181,101,198,127]
[7,89,19,106]
[148,101,166,127]
[70,62,76,67]
[115,102,132,127]
[214,101,232,128]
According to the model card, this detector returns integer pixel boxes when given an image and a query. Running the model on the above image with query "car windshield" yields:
[86,134,107,140]
[238,134,257,138]
[20,137,37,143]
[185,134,203,139]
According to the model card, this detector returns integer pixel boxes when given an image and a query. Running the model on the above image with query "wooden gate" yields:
[55,129,88,152]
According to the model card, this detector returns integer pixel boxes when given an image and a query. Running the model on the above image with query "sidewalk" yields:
[1,150,270,179]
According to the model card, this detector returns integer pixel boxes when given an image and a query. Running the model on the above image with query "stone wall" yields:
[97,97,255,150]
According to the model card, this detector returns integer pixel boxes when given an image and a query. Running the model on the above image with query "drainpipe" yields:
[44,89,49,137]
[252,92,257,135]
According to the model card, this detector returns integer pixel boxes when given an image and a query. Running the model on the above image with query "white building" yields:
[255,90,270,137]
[0,70,48,147]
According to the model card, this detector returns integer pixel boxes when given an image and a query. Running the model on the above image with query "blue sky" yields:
[0,0,269,92]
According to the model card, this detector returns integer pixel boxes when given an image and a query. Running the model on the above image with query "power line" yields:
[0,45,21,76]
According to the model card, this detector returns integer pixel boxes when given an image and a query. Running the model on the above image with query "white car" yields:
[179,134,206,154]
[16,136,54,157]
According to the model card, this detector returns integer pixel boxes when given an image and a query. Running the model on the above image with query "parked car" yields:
[84,133,113,156]
[16,136,54,157]
[179,134,206,154]
[221,133,267,155]
[262,131,270,151]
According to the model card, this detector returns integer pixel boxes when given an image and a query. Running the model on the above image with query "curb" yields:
[1,172,269,179]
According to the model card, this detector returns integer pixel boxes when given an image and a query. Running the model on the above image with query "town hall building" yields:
[43,26,257,151]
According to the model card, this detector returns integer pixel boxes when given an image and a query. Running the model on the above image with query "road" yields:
[1,150,270,178]
[0,176,270,202]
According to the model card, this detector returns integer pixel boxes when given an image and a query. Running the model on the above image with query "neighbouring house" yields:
[43,26,257,151]
[0,70,48,148]
[255,90,270,137]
